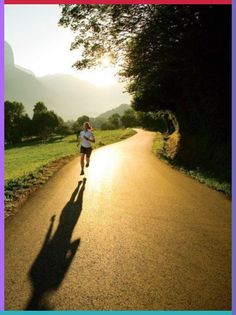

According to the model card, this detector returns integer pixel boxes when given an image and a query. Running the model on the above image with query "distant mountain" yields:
[4,41,131,120]
[15,65,35,76]
[5,41,14,66]
[39,74,130,118]
[5,41,58,116]
[96,104,131,119]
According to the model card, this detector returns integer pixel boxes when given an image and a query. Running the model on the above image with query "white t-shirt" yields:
[80,130,94,148]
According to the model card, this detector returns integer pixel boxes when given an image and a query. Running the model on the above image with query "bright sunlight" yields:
[77,55,118,87]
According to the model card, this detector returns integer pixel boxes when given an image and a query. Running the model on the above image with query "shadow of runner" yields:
[25,178,87,310]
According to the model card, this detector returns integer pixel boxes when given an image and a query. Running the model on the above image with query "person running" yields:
[78,122,95,175]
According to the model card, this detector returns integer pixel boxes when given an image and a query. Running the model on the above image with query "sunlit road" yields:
[5,129,231,310]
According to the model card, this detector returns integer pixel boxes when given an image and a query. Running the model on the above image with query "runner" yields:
[78,122,95,175]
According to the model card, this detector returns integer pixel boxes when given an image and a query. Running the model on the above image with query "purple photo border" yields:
[0,0,4,310]
[0,1,234,313]
[232,0,235,313]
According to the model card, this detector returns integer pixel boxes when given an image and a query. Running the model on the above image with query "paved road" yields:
[5,129,231,310]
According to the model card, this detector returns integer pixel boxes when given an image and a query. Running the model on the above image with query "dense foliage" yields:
[5,101,31,144]
[59,5,231,180]
[5,101,69,143]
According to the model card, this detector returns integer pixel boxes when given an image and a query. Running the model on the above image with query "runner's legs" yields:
[80,153,85,170]
[85,148,92,167]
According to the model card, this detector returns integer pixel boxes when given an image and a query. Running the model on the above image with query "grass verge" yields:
[5,128,136,218]
[152,132,231,196]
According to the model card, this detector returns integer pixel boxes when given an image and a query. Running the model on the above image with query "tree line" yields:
[5,101,69,144]
[74,110,169,132]
[5,100,171,144]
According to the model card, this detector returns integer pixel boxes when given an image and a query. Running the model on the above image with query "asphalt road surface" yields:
[5,129,231,310]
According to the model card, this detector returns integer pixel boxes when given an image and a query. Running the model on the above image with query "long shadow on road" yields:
[25,178,86,310]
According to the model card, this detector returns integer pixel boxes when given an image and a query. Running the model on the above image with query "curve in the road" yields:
[5,129,231,310]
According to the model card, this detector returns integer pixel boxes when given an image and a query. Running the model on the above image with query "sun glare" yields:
[101,55,112,68]
[87,147,119,193]
[77,67,118,87]
[76,54,119,87]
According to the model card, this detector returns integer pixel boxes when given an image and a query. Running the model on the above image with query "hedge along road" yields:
[5,129,231,310]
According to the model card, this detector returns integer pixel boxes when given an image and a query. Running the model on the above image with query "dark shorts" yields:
[80,146,92,157]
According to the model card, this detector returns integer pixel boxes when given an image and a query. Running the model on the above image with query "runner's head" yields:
[83,122,92,131]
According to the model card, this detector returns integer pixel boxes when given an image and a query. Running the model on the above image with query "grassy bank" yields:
[5,129,136,181]
[152,132,231,196]
[5,128,136,217]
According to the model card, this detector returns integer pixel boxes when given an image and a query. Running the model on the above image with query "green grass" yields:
[5,129,136,182]
[152,132,166,157]
[152,132,231,196]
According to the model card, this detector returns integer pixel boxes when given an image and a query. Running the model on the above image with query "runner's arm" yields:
[84,135,95,143]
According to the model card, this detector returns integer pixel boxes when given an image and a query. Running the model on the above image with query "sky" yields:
[4,5,119,87]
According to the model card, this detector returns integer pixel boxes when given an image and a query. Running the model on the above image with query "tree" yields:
[5,101,31,143]
[77,115,90,127]
[33,102,48,115]
[101,121,113,130]
[32,103,60,140]
[73,115,90,134]
[122,6,231,138]
[59,5,230,136]
[108,113,121,129]
[120,109,138,128]
[55,116,70,136]
[89,117,106,130]
[59,5,149,69]
[100,113,122,130]
[135,111,166,132]
[20,114,33,138]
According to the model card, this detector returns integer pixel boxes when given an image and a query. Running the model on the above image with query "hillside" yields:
[4,42,61,116]
[96,104,131,120]
[39,74,131,118]
[4,41,131,120]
